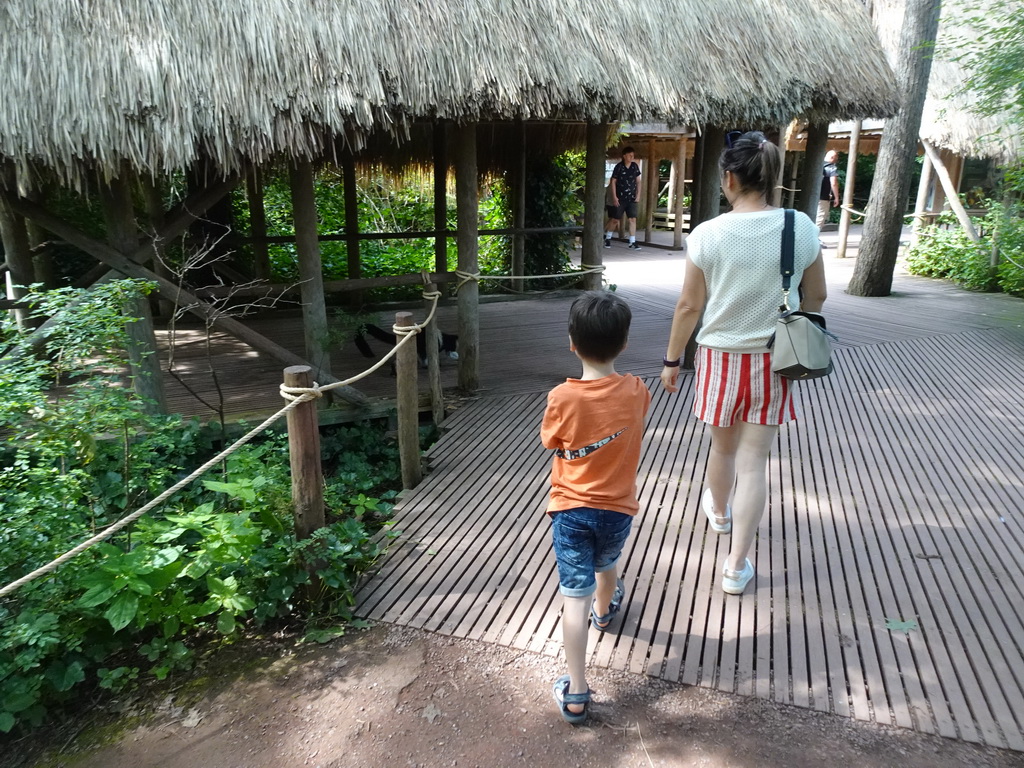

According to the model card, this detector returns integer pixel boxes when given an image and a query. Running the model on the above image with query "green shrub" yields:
[904,202,1024,294]
[0,283,405,734]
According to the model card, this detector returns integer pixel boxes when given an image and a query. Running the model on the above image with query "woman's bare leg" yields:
[717,422,779,572]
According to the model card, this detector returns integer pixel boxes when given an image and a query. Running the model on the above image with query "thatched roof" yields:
[871,0,1022,161]
[0,0,896,186]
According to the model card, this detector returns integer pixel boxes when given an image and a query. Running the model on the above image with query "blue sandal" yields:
[590,578,625,631]
[552,675,590,724]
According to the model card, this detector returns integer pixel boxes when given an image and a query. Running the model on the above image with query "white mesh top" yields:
[687,209,820,352]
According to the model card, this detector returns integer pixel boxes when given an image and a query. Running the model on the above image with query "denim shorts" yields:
[550,507,633,597]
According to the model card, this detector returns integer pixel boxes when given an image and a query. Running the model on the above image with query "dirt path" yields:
[5,624,1021,768]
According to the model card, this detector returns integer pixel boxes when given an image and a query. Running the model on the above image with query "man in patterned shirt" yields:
[604,147,642,250]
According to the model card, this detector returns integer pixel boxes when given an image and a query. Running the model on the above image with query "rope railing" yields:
[454,264,605,292]
[0,290,441,599]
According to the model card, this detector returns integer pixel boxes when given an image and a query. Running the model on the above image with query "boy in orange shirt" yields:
[541,291,651,724]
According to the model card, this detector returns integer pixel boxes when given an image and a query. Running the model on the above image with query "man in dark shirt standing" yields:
[604,147,642,250]
[817,150,840,228]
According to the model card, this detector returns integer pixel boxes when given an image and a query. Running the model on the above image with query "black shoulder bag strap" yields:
[780,208,795,312]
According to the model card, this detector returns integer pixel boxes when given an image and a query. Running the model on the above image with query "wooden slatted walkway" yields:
[354,241,1024,751]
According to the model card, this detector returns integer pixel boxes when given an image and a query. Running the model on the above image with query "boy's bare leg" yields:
[592,569,618,617]
[561,595,590,714]
[723,422,779,572]
[628,217,637,238]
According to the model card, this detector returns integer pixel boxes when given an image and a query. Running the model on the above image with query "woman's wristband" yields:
[662,357,680,368]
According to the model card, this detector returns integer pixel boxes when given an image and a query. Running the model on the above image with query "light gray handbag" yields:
[768,210,835,380]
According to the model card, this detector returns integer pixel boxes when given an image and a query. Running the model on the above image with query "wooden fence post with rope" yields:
[423,282,445,426]
[395,311,422,489]
[283,365,325,540]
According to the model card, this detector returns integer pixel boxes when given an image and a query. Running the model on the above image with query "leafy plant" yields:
[0,283,408,735]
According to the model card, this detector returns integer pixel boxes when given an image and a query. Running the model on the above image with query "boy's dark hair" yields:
[718,130,782,200]
[621,145,635,156]
[568,291,631,363]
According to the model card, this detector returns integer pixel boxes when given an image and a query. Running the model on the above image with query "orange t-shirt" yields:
[540,374,651,516]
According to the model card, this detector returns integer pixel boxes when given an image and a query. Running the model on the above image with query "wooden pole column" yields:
[582,122,606,290]
[837,121,862,258]
[453,123,480,392]
[394,312,422,489]
[798,123,830,221]
[289,160,332,384]
[911,152,935,245]
[672,139,687,249]
[342,152,361,309]
[423,282,444,427]
[143,178,175,319]
[644,139,657,242]
[690,131,705,228]
[786,153,801,209]
[100,173,167,413]
[921,141,981,244]
[283,365,325,540]
[693,125,724,227]
[433,122,448,275]
[246,168,271,281]
[511,119,526,293]
[0,193,34,328]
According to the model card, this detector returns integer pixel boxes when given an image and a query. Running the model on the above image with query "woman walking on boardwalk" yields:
[660,131,828,594]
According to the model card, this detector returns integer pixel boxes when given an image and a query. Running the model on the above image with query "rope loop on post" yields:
[279,381,323,402]
[454,269,480,292]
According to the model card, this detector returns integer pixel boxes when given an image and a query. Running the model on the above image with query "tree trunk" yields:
[849,0,943,297]
[454,123,480,391]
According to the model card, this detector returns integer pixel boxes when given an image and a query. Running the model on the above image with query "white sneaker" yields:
[722,559,754,594]
[701,489,731,534]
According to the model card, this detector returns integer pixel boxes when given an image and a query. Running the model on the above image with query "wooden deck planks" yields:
[354,320,1024,751]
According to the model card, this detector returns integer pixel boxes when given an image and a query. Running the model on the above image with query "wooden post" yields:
[693,125,724,226]
[423,282,444,426]
[143,177,175,319]
[0,193,33,328]
[921,140,981,244]
[798,123,830,221]
[246,168,271,281]
[672,139,687,249]
[342,151,361,308]
[289,160,332,383]
[433,122,448,275]
[511,119,526,293]
[454,122,480,392]
[582,122,606,290]
[785,152,801,209]
[912,152,935,244]
[837,121,862,258]
[283,365,325,540]
[394,311,422,489]
[100,173,167,413]
[644,140,657,242]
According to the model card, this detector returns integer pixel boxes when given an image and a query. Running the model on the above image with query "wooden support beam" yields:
[511,119,526,293]
[3,194,368,405]
[644,139,657,242]
[143,177,175,319]
[342,151,361,308]
[798,123,830,220]
[246,168,271,281]
[673,139,686,249]
[99,173,167,413]
[837,121,862,259]
[921,140,981,244]
[289,160,333,384]
[0,192,33,328]
[912,152,935,246]
[454,122,480,392]
[423,282,444,427]
[433,122,448,275]
[693,125,724,227]
[582,122,606,290]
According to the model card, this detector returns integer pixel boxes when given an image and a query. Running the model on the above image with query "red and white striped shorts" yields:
[692,347,798,426]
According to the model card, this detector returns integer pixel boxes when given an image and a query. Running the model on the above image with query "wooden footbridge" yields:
[350,237,1024,751]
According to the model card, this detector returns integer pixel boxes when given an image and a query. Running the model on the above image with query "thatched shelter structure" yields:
[0,0,897,414]
[871,0,1022,164]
